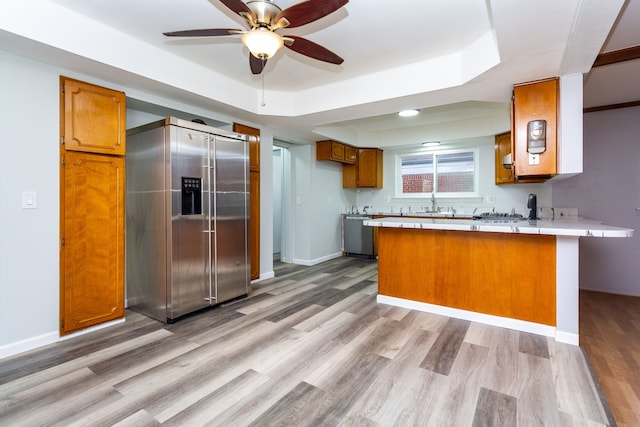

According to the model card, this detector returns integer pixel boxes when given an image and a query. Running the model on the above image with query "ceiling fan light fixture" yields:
[242,28,283,59]
[399,109,419,117]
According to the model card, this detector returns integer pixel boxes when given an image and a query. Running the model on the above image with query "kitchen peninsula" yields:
[364,217,632,345]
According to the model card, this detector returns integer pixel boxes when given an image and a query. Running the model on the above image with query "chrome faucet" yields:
[431,193,436,212]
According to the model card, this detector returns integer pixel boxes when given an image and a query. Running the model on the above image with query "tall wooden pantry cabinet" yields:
[233,123,261,281]
[59,76,126,335]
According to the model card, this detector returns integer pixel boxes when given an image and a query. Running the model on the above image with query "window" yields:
[396,149,478,197]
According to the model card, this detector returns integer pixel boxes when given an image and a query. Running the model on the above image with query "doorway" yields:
[273,142,293,264]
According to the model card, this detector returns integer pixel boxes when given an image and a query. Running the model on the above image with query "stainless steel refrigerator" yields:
[126,117,250,322]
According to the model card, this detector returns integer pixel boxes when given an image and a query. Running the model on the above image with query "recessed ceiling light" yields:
[398,109,419,117]
[422,141,441,147]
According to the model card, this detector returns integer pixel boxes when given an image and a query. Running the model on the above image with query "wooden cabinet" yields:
[63,77,126,156]
[233,123,261,281]
[234,123,260,173]
[249,170,260,279]
[343,148,383,188]
[495,131,515,184]
[344,145,357,164]
[249,136,260,172]
[61,151,125,334]
[59,76,126,335]
[316,140,356,164]
[512,78,558,179]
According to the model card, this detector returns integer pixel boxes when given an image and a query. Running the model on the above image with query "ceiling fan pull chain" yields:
[261,69,266,107]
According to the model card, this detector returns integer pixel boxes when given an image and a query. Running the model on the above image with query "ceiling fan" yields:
[163,0,348,75]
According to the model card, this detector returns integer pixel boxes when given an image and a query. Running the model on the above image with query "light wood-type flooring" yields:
[0,257,614,426]
[580,290,640,427]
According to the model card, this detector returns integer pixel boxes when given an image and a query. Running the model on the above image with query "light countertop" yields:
[364,217,633,238]
[369,212,473,219]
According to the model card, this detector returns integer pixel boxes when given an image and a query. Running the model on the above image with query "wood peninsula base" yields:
[368,216,631,345]
[378,228,557,326]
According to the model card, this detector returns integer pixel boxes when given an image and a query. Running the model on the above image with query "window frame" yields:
[394,147,480,198]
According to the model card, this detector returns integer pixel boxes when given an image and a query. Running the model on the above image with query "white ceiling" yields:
[1,0,638,146]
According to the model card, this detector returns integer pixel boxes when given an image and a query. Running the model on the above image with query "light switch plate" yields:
[22,191,38,209]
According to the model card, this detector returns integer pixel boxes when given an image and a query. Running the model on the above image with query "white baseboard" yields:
[555,330,579,346]
[252,271,275,284]
[376,295,577,345]
[292,252,342,267]
[0,317,126,361]
[0,331,59,360]
[252,252,343,283]
[58,318,126,342]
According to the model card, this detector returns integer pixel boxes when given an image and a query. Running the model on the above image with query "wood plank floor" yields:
[0,257,613,426]
[580,290,640,427]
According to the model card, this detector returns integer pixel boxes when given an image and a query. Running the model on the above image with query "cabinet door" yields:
[342,163,357,188]
[357,148,383,188]
[495,132,515,184]
[233,123,260,280]
[331,142,345,161]
[344,145,357,164]
[61,151,125,334]
[63,77,126,155]
[234,123,260,172]
[513,78,558,177]
[250,170,260,280]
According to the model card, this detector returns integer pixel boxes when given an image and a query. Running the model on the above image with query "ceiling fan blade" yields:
[275,0,348,29]
[284,36,343,65]
[163,29,242,37]
[250,54,266,74]
[219,0,256,21]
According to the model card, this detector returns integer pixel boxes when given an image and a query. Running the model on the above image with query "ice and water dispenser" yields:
[181,177,202,215]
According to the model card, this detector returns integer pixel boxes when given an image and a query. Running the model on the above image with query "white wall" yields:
[258,128,274,278]
[289,145,355,265]
[553,106,640,296]
[0,51,60,353]
[353,137,552,215]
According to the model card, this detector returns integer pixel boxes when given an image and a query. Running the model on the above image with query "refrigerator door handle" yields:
[207,135,216,303]
[210,135,217,303]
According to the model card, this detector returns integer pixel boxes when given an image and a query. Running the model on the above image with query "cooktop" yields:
[472,212,525,221]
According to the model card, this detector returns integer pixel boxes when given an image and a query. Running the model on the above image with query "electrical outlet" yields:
[485,195,496,204]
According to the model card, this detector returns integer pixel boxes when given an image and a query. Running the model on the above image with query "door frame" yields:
[273,141,294,264]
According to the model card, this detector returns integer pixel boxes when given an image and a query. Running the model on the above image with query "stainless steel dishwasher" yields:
[342,214,374,257]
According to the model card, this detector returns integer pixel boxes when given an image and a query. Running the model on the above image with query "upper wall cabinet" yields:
[511,77,558,180]
[494,131,515,185]
[343,148,383,189]
[63,78,126,156]
[316,140,356,164]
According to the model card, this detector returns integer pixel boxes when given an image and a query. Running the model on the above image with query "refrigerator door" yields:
[213,134,249,303]
[167,125,212,320]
